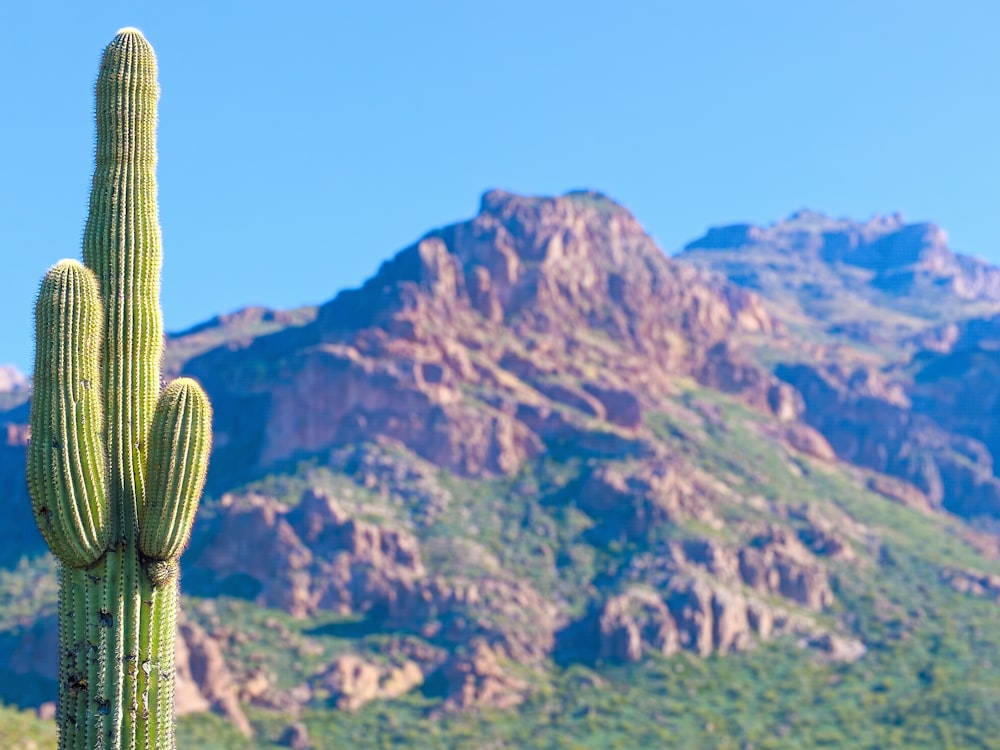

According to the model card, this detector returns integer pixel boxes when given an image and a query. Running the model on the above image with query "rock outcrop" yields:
[572,457,724,544]
[314,653,423,711]
[176,614,253,737]
[941,567,1000,602]
[182,191,787,490]
[556,575,851,667]
[436,641,530,712]
[188,488,424,620]
[738,527,835,611]
[187,485,559,709]
[557,523,850,667]
[777,361,1000,519]
[679,209,1000,525]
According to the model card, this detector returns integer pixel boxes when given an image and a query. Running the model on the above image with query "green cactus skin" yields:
[141,379,213,570]
[27,28,212,750]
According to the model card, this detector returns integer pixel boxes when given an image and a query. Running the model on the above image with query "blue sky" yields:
[1,2,997,373]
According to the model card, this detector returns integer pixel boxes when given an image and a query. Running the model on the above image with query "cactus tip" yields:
[50,258,84,271]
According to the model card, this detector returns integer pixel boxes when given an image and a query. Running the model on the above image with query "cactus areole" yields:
[27,28,213,750]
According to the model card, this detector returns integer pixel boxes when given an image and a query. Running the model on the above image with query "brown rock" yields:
[667,579,716,657]
[941,567,1000,602]
[241,341,542,479]
[379,661,425,699]
[285,487,351,545]
[679,538,742,584]
[738,527,834,611]
[557,568,845,669]
[439,641,529,712]
[174,623,212,716]
[395,576,559,664]
[239,669,272,703]
[532,380,605,419]
[190,488,426,621]
[866,474,932,513]
[295,489,426,619]
[3,422,29,447]
[712,588,752,653]
[781,423,836,461]
[177,614,253,738]
[747,601,775,639]
[190,493,314,616]
[806,632,867,663]
[575,458,719,543]
[768,382,804,422]
[663,579,763,655]
[797,519,856,562]
[778,361,1000,519]
[320,654,381,711]
[317,653,423,711]
[597,588,679,662]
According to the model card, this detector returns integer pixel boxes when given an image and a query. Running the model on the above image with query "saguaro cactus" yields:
[27,28,212,749]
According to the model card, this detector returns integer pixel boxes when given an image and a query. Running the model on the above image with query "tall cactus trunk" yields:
[28,28,212,750]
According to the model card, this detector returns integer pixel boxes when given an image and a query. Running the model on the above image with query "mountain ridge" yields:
[3,191,1000,747]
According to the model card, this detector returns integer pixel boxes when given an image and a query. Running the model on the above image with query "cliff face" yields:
[678,209,1000,523]
[183,190,785,490]
[170,196,1000,528]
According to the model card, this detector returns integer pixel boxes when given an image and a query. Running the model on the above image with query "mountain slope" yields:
[680,210,1000,525]
[182,189,788,491]
[3,192,1000,747]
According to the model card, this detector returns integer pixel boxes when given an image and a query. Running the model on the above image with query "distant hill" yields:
[679,210,1000,520]
[3,192,1000,747]
[678,209,1000,353]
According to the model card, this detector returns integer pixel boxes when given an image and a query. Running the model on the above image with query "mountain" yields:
[679,209,1000,353]
[182,189,784,490]
[679,211,1000,522]
[3,192,1000,748]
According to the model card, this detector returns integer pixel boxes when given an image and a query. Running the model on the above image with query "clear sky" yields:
[1,2,997,373]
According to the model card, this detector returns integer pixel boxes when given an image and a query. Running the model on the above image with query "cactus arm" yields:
[140,378,213,574]
[27,260,109,569]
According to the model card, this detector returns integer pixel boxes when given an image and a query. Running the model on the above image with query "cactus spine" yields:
[27,28,212,749]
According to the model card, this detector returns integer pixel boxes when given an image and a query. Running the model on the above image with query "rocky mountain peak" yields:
[679,209,1000,350]
[685,209,952,274]
[315,189,774,350]
[177,190,787,485]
